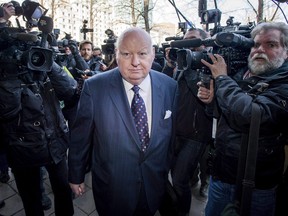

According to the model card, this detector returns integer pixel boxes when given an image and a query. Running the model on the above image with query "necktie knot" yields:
[132,85,140,94]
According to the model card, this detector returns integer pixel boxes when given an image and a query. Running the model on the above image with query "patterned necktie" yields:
[131,85,150,152]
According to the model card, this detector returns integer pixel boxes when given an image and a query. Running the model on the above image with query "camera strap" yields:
[234,102,261,215]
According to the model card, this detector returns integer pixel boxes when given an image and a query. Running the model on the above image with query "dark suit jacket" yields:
[68,68,178,215]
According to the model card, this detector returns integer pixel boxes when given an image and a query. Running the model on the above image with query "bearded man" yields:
[197,21,288,216]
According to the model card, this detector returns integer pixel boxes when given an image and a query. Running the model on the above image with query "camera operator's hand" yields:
[99,61,108,71]
[201,54,227,79]
[164,47,176,68]
[68,40,79,55]
[0,3,15,23]
[78,69,93,79]
[197,80,214,104]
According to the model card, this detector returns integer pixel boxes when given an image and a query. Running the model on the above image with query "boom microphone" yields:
[170,38,202,48]
[170,32,254,50]
[165,36,183,41]
[13,33,38,42]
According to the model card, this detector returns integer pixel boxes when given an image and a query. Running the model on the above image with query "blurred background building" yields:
[1,0,287,51]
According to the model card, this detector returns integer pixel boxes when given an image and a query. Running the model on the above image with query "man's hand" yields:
[69,183,85,197]
[164,47,176,68]
[68,40,79,55]
[201,54,227,79]
[0,3,15,23]
[197,79,214,104]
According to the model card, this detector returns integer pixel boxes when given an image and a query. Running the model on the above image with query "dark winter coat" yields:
[0,62,77,168]
[212,61,288,189]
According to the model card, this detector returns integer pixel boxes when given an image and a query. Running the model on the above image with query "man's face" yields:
[115,31,155,85]
[93,50,102,58]
[248,29,288,75]
[184,30,205,51]
[80,43,93,61]
[64,46,71,55]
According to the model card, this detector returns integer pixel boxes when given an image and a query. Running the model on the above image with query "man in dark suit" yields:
[68,27,178,216]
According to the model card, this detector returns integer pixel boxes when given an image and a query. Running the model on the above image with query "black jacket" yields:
[212,61,288,189]
[0,62,77,168]
[175,69,213,143]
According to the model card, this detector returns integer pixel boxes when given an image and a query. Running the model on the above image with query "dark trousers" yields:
[12,159,74,216]
[275,166,288,216]
[171,136,207,214]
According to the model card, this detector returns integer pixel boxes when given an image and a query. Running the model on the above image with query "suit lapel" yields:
[146,71,164,153]
[109,69,142,149]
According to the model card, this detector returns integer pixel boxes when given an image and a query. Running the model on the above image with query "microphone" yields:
[170,32,254,50]
[165,36,183,41]
[13,33,38,42]
[37,16,54,48]
[170,38,202,48]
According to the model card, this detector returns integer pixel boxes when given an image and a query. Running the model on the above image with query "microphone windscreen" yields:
[170,38,202,48]
[38,16,53,33]
[14,33,38,42]
[165,36,183,41]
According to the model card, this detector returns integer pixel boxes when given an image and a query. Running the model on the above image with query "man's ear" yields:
[152,47,155,58]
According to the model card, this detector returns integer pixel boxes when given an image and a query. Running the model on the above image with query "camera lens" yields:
[30,51,45,67]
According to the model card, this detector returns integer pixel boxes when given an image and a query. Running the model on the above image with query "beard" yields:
[248,53,285,75]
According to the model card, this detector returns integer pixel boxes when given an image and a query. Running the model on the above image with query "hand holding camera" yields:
[68,40,79,55]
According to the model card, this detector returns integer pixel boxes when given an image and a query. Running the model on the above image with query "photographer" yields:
[92,46,103,58]
[55,40,90,128]
[0,60,76,215]
[0,2,14,211]
[79,40,107,77]
[0,5,77,214]
[198,22,288,216]
[168,27,214,216]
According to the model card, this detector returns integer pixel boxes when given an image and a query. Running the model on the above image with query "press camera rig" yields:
[0,0,56,74]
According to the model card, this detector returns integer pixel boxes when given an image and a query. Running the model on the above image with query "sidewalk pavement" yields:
[0,169,207,216]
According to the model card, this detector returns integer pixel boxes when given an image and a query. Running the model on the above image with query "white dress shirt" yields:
[123,74,152,135]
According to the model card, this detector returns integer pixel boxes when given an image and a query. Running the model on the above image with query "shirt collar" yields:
[123,74,151,93]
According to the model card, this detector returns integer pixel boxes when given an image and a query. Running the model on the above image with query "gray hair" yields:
[115,27,152,49]
[251,22,288,50]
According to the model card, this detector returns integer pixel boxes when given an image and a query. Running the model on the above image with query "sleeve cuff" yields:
[215,75,228,81]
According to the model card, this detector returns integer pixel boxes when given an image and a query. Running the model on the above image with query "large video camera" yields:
[0,0,54,74]
[101,29,116,56]
[101,29,117,63]
[169,15,255,76]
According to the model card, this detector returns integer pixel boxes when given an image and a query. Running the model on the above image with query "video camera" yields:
[169,16,255,76]
[0,0,55,74]
[101,29,117,63]
[156,35,183,65]
[101,28,116,56]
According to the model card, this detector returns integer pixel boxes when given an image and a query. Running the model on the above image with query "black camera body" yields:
[102,29,116,56]
[0,29,53,75]
[101,39,116,56]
